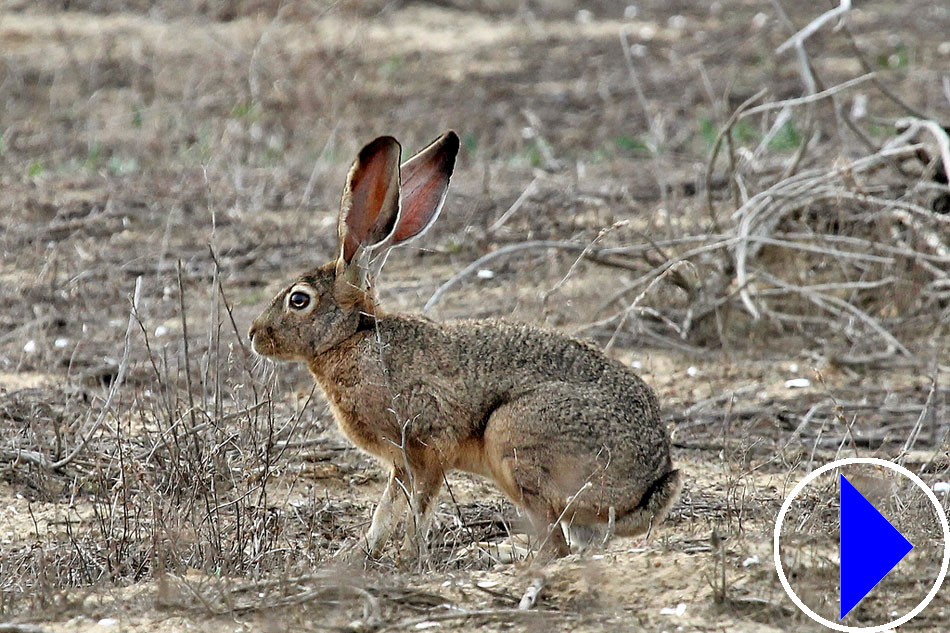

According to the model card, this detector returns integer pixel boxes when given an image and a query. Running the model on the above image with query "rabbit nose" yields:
[249,322,275,343]
[248,322,268,342]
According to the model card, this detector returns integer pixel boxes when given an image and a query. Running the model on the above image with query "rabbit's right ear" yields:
[337,136,402,267]
[390,131,459,246]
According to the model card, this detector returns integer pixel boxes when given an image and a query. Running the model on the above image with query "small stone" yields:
[668,15,687,30]
[629,43,648,58]
[660,603,687,616]
[638,24,657,41]
[851,94,868,120]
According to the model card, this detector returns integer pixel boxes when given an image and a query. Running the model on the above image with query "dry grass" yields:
[1,1,949,631]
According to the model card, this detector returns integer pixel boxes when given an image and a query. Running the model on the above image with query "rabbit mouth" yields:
[249,322,278,358]
[249,332,278,358]
[249,333,268,357]
[249,333,300,361]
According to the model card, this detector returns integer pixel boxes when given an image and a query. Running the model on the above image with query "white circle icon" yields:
[773,457,950,632]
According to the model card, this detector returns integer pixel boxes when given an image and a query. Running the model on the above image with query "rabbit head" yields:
[249,131,459,361]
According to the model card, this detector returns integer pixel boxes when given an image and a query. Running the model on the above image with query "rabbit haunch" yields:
[249,131,680,558]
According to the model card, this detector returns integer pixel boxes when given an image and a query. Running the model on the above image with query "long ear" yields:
[338,136,402,265]
[389,130,459,246]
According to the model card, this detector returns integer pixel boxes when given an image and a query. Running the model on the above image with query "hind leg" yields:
[481,436,588,557]
[480,412,586,560]
[561,521,604,553]
[481,385,676,559]
[522,497,570,560]
[613,469,682,537]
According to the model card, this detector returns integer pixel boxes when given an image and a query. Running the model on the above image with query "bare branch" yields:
[776,0,852,55]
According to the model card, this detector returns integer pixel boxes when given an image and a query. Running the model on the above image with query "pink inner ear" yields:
[393,168,443,243]
[392,132,459,245]
[341,137,401,263]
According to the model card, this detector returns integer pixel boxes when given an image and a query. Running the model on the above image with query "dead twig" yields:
[48,276,141,470]
[488,176,540,231]
[518,576,545,610]
[378,608,571,633]
[738,73,875,119]
[775,0,851,56]
[424,240,644,312]
[0,625,56,633]
[704,90,768,229]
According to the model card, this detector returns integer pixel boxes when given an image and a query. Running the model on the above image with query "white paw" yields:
[453,535,533,565]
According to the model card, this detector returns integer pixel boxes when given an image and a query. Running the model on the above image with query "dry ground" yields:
[1,1,949,631]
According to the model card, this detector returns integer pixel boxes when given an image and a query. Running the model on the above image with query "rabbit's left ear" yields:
[389,131,459,246]
[337,136,402,265]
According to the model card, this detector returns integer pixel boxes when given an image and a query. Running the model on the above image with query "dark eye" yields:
[288,291,311,310]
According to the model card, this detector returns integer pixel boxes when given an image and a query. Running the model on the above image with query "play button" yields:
[774,457,950,632]
[839,474,914,619]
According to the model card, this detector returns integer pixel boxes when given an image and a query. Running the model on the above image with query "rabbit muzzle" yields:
[248,320,293,359]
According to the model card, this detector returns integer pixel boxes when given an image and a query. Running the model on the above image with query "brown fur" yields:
[249,132,680,559]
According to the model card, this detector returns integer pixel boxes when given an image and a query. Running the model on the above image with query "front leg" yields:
[400,466,444,559]
[362,466,410,557]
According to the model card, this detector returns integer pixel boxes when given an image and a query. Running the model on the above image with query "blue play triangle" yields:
[839,474,913,619]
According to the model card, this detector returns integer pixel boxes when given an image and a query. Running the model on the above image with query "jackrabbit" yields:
[249,131,680,559]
